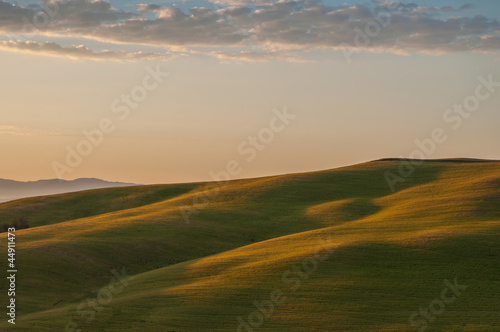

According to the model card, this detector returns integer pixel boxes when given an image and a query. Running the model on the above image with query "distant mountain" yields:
[0,178,137,203]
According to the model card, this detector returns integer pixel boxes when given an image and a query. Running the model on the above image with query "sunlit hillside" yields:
[1,159,499,331]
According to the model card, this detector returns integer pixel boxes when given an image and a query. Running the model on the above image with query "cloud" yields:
[210,50,308,62]
[0,125,63,136]
[207,0,274,5]
[0,40,169,60]
[460,4,476,11]
[0,0,135,35]
[0,0,499,62]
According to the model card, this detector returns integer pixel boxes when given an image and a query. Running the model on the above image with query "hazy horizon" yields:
[3,157,500,186]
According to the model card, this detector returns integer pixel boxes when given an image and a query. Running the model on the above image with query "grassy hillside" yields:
[0,184,196,228]
[0,159,499,331]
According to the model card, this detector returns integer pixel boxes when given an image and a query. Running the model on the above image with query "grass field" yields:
[0,159,499,331]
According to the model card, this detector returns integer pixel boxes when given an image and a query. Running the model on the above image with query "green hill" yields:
[1,159,499,331]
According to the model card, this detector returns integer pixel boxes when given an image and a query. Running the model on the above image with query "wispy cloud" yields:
[209,50,309,63]
[0,125,64,136]
[0,40,170,61]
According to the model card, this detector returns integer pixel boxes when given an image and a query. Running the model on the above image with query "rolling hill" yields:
[0,159,499,331]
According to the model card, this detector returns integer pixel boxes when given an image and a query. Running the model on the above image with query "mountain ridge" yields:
[0,177,137,203]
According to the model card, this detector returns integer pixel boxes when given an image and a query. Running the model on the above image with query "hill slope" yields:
[0,159,499,331]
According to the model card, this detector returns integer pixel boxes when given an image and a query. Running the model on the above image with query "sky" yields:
[0,0,499,184]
